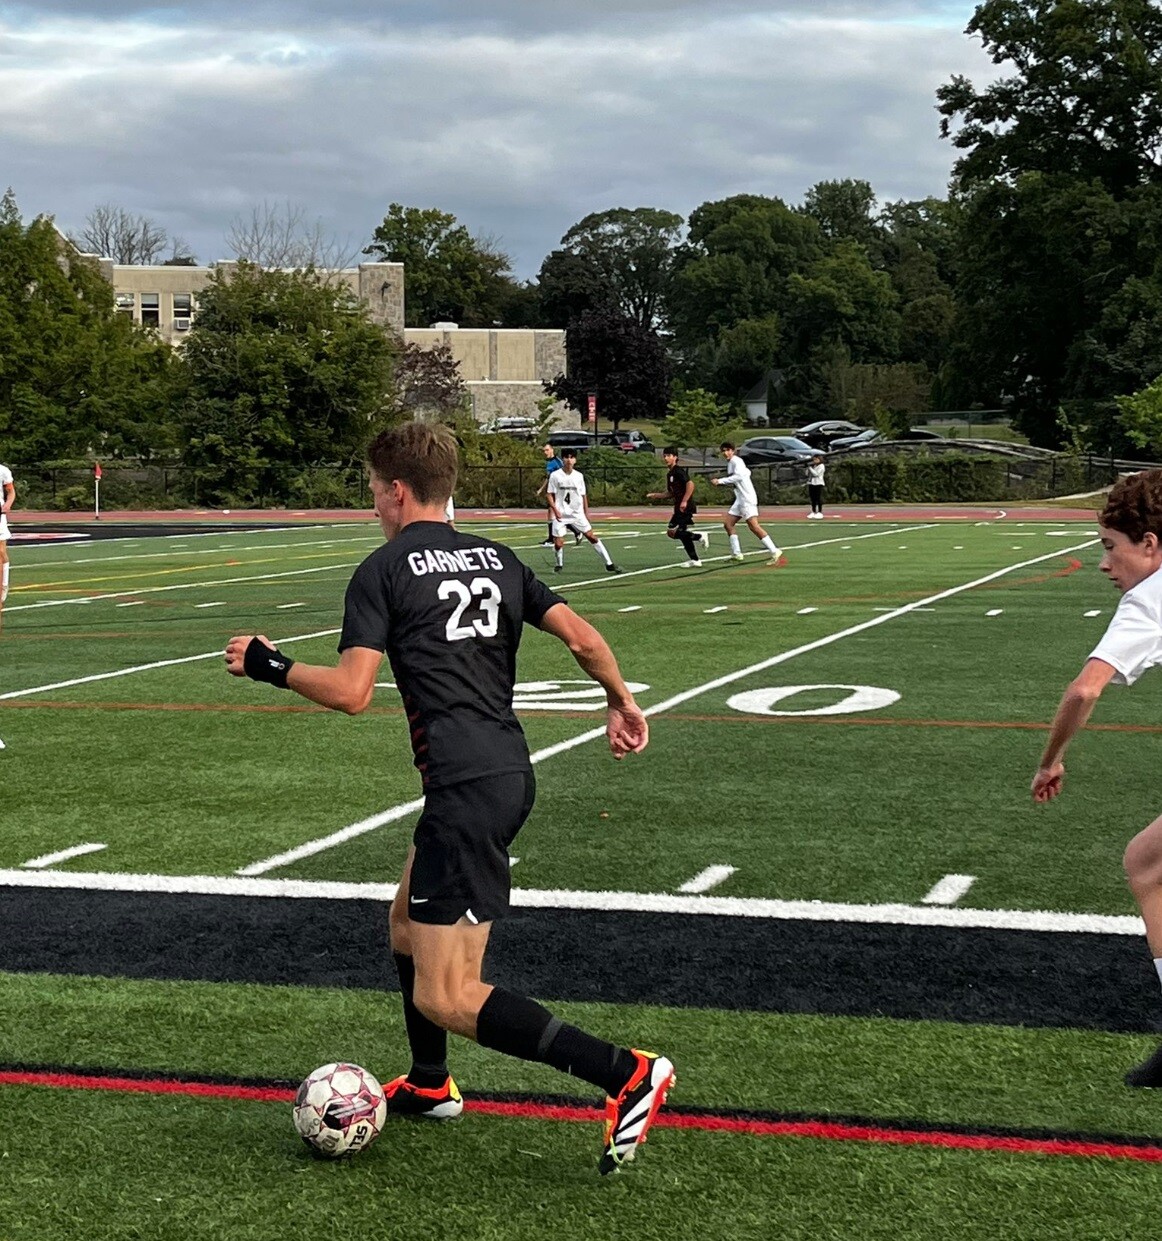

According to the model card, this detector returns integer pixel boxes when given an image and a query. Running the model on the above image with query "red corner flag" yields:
[94,462,102,479]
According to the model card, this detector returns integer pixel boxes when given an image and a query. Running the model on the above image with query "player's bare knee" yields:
[1124,830,1162,889]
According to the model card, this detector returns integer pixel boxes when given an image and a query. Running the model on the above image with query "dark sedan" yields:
[794,420,865,449]
[830,427,946,451]
[736,436,817,465]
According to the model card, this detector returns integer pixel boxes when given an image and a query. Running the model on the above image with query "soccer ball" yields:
[293,1063,388,1158]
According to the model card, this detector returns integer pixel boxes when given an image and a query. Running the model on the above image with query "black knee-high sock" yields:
[393,952,449,1087]
[476,986,636,1096]
[678,530,699,558]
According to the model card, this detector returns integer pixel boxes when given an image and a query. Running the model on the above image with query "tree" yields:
[937,1,1162,442]
[73,204,172,264]
[937,0,1162,195]
[0,191,176,462]
[800,180,883,255]
[659,389,744,463]
[384,341,468,422]
[1114,373,1162,457]
[226,201,358,269]
[538,207,683,329]
[544,306,671,430]
[175,263,397,503]
[364,204,515,327]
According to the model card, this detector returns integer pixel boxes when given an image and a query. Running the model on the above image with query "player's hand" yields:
[607,701,648,759]
[1031,763,1064,802]
[225,634,273,677]
[678,501,687,512]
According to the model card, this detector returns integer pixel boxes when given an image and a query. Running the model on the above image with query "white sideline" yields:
[0,867,1142,937]
[239,537,1098,875]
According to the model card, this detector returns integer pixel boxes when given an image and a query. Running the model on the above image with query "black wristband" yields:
[242,637,295,689]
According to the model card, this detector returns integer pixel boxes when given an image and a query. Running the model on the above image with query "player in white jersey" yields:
[444,496,456,529]
[711,443,784,565]
[1032,469,1162,1086]
[546,450,620,574]
[0,461,14,627]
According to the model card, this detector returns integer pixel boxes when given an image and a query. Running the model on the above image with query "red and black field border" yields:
[5,1062,1162,1165]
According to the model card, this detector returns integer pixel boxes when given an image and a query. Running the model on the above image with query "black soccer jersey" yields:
[667,465,696,514]
[338,521,564,789]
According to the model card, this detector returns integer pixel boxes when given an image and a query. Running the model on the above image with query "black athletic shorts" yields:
[667,505,697,534]
[407,770,536,926]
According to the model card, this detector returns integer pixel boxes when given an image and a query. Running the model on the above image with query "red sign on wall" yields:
[587,393,597,424]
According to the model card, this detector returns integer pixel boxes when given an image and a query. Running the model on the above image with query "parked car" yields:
[546,430,599,453]
[600,429,656,453]
[794,419,865,449]
[481,416,537,440]
[736,436,817,465]
[830,427,946,451]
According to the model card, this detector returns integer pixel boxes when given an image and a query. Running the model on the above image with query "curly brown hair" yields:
[367,421,458,506]
[1098,470,1162,543]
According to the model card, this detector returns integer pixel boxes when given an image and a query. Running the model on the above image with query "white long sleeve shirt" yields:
[807,463,825,486]
[714,456,757,508]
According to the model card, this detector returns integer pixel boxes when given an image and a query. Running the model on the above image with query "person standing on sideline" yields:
[225,422,672,1174]
[1031,469,1162,1086]
[648,447,709,567]
[806,455,826,519]
[535,443,563,546]
[712,443,784,565]
[0,460,14,629]
[547,450,621,574]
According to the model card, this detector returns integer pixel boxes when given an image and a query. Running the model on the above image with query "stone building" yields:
[94,257,568,423]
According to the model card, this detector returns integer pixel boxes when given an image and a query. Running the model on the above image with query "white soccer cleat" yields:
[682,559,702,568]
[731,553,745,562]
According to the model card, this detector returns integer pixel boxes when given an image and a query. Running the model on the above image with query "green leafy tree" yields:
[1115,373,1162,457]
[937,0,1162,196]
[364,204,515,327]
[544,305,671,430]
[175,263,396,503]
[800,179,883,256]
[537,207,683,329]
[938,0,1162,443]
[660,388,744,463]
[0,190,176,462]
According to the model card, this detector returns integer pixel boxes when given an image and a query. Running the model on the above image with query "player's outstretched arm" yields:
[538,604,648,759]
[225,635,382,715]
[1031,657,1117,802]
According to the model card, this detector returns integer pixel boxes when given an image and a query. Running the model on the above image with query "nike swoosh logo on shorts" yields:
[409,896,429,904]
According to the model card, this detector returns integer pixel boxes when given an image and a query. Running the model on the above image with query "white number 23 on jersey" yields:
[438,577,502,641]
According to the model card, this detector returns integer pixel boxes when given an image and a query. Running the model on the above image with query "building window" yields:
[114,293,135,317]
[172,293,192,331]
[140,293,160,328]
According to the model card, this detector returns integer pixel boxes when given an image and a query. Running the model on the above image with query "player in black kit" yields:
[648,447,709,567]
[225,421,673,1175]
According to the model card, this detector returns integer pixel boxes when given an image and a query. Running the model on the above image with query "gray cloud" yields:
[0,5,994,278]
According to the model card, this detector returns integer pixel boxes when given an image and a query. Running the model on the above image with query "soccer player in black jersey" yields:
[225,421,673,1175]
[648,447,709,567]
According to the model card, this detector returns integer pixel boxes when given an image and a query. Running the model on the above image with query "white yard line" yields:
[240,537,1098,876]
[22,843,107,869]
[678,865,736,894]
[0,867,1142,936]
[5,562,355,614]
[922,874,977,906]
[0,628,341,701]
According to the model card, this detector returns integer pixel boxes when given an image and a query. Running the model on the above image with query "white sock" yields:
[729,534,741,556]
[1,561,7,603]
[555,548,563,567]
[760,535,779,556]
[592,539,612,566]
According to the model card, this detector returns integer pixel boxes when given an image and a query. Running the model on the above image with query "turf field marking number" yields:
[512,679,650,711]
[438,577,501,641]
[726,685,900,716]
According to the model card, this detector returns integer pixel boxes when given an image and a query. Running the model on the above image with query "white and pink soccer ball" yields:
[293,1062,388,1157]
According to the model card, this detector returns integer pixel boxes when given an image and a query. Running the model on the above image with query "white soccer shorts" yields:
[728,498,759,520]
[551,514,591,538]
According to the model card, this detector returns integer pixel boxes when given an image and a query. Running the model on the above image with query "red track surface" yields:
[18,504,1099,524]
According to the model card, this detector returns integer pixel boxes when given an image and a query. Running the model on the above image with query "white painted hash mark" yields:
[194,602,226,609]
[22,843,107,869]
[277,602,307,609]
[797,607,817,614]
[1084,610,1102,618]
[703,606,728,614]
[986,609,1003,616]
[679,866,737,894]
[618,606,642,613]
[922,874,977,906]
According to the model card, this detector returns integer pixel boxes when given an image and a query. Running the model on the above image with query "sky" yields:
[0,1,999,278]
